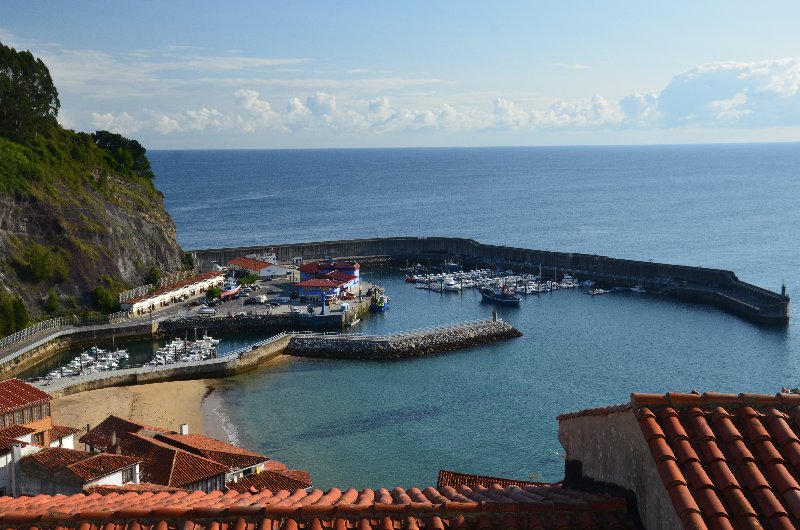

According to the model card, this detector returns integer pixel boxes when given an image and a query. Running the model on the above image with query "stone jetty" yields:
[285,318,522,360]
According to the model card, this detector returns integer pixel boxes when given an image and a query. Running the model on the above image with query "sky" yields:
[2,1,800,149]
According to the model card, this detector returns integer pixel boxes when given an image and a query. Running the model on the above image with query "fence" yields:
[0,310,130,351]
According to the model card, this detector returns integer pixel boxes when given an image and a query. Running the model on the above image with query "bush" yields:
[0,292,29,337]
[44,288,59,312]
[206,286,221,300]
[18,243,69,282]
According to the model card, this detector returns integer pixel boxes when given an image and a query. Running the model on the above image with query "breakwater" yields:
[285,319,522,360]
[191,237,790,324]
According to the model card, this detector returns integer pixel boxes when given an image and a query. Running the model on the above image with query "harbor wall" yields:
[42,334,292,398]
[191,237,790,324]
[286,320,522,360]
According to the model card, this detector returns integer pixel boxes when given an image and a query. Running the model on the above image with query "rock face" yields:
[0,172,184,314]
[285,320,523,360]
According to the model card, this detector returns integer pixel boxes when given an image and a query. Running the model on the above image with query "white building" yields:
[121,271,224,316]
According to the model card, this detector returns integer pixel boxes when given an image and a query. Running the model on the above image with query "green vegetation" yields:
[93,275,128,312]
[239,273,260,286]
[18,243,69,282]
[0,42,59,143]
[206,286,221,300]
[44,288,59,313]
[0,291,29,336]
[144,265,163,287]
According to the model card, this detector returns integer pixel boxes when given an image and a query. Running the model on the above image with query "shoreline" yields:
[52,354,297,443]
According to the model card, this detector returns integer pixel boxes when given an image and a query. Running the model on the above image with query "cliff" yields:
[0,42,185,329]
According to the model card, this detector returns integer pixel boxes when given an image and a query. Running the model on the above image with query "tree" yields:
[144,266,163,286]
[91,130,156,180]
[0,41,60,142]
[206,286,221,300]
[239,273,259,286]
[44,288,59,313]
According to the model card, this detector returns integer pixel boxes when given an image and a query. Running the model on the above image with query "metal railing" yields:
[0,311,132,351]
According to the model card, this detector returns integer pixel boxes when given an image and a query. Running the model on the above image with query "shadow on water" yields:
[296,405,444,440]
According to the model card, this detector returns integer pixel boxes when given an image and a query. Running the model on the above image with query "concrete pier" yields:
[191,237,790,324]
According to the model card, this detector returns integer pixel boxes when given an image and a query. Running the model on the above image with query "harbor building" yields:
[120,271,223,315]
[227,256,292,279]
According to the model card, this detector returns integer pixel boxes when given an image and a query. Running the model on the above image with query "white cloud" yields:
[234,89,278,132]
[149,108,228,134]
[90,111,143,134]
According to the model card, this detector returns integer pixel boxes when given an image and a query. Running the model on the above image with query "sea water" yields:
[148,144,800,489]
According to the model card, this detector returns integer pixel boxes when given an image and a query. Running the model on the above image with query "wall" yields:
[558,409,680,530]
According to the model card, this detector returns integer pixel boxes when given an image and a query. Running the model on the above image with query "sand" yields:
[53,379,224,438]
[52,355,297,442]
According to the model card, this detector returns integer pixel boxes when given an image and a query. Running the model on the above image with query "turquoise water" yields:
[148,145,800,489]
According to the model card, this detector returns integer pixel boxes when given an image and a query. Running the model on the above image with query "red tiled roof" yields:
[50,424,81,441]
[227,469,312,493]
[0,484,632,530]
[0,425,36,439]
[323,270,357,282]
[0,378,52,414]
[126,271,223,304]
[299,262,360,275]
[119,432,228,488]
[556,403,631,421]
[631,391,800,529]
[228,256,271,271]
[86,482,187,495]
[20,447,140,482]
[298,263,320,274]
[437,469,551,489]
[79,414,171,449]
[0,435,27,455]
[296,278,342,288]
[155,432,268,470]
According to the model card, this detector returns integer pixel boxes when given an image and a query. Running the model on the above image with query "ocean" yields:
[148,144,800,489]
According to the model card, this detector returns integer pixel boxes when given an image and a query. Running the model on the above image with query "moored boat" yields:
[478,286,521,305]
[371,294,390,311]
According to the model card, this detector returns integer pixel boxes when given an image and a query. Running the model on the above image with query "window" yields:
[33,405,41,420]
[121,467,135,484]
[0,415,4,428]
[43,403,50,417]
[23,408,32,423]
[14,411,22,425]
[32,432,44,446]
[4,414,12,426]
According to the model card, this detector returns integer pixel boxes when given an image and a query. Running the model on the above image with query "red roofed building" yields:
[296,260,360,299]
[120,271,224,316]
[17,447,140,495]
[0,379,54,447]
[558,390,800,530]
[228,257,291,279]
[154,432,270,482]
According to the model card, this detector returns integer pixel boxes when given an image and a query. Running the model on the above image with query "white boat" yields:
[630,285,646,293]
[442,276,462,291]
[585,288,609,296]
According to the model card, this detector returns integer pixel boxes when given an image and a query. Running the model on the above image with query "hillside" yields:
[0,41,185,335]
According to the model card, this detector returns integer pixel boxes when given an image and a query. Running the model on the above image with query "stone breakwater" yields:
[285,320,522,360]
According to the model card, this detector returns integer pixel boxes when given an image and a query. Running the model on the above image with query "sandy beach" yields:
[52,354,296,442]
[53,379,228,439]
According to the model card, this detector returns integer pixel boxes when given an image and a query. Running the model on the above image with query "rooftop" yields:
[21,447,140,482]
[125,271,223,304]
[50,424,81,441]
[155,432,268,470]
[79,414,171,449]
[0,483,631,530]
[228,256,272,271]
[0,378,52,414]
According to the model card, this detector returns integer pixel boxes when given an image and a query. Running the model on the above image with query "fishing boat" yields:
[478,285,521,305]
[371,294,390,311]
[442,276,462,291]
[220,277,241,299]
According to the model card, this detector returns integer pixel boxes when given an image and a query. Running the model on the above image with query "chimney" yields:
[9,443,21,497]
[179,424,189,435]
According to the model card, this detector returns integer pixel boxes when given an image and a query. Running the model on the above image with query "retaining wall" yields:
[191,237,790,324]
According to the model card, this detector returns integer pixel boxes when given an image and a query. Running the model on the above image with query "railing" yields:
[0,311,132,352]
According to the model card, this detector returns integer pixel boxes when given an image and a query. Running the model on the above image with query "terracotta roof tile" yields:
[0,484,632,530]
[20,447,140,483]
[629,390,800,529]
[0,378,52,413]
[0,424,36,438]
[125,271,223,304]
[79,415,172,449]
[437,470,551,490]
[154,432,268,470]
[228,256,272,271]
[50,424,81,441]
[119,432,227,488]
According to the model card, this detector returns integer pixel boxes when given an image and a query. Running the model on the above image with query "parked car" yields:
[243,297,259,305]
[187,300,202,308]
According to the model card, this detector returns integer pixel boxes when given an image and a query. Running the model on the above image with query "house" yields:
[0,427,38,496]
[0,379,55,447]
[16,447,140,496]
[80,416,310,493]
[558,390,800,530]
[228,257,291,279]
[120,271,224,316]
[49,425,81,449]
[298,261,360,285]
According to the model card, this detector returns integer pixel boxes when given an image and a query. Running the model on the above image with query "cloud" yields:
[90,112,143,134]
[627,57,800,127]
[149,107,228,134]
[234,89,277,132]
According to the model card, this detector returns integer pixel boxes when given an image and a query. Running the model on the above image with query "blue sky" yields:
[2,1,800,149]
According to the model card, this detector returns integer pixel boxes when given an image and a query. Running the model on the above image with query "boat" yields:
[585,288,609,296]
[630,284,647,293]
[442,276,462,291]
[478,286,521,305]
[371,294,390,311]
[220,277,241,299]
